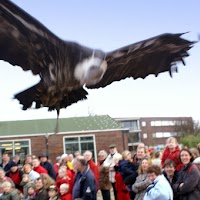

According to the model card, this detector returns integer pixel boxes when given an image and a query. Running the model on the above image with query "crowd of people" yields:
[0,137,200,200]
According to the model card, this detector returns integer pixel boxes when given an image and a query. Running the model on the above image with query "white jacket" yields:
[103,152,122,183]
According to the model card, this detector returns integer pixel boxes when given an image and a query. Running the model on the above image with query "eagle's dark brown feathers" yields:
[0,0,195,114]
[87,33,193,89]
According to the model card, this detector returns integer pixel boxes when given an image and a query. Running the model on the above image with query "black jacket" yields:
[40,161,56,180]
[163,170,179,200]
[34,188,49,200]
[0,161,16,173]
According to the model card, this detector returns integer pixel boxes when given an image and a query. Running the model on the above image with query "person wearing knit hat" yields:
[26,182,36,200]
[26,182,36,190]
[9,162,18,168]
[6,162,23,191]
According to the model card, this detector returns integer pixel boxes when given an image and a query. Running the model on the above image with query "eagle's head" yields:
[74,50,107,86]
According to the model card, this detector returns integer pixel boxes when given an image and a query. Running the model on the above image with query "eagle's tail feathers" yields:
[14,83,41,110]
[48,88,88,111]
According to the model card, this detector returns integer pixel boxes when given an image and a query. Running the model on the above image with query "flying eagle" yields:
[0,0,194,117]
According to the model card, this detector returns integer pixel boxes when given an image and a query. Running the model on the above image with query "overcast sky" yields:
[1,0,200,122]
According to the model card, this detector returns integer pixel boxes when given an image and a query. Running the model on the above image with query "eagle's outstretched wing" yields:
[0,0,64,75]
[0,0,88,111]
[87,33,194,89]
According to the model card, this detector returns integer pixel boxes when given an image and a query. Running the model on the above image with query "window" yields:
[163,132,171,137]
[0,140,30,163]
[155,132,163,138]
[175,121,182,126]
[128,132,140,143]
[151,121,162,126]
[151,120,176,126]
[64,135,96,162]
[141,121,146,127]
[143,133,147,139]
[121,120,139,130]
[152,132,178,138]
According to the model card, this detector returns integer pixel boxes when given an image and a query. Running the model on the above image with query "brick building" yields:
[116,117,193,150]
[0,115,193,162]
[0,115,128,163]
[140,117,193,148]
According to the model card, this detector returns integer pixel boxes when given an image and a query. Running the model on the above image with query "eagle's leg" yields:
[54,106,60,134]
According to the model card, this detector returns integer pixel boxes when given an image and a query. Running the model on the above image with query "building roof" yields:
[0,115,121,136]
[115,117,140,121]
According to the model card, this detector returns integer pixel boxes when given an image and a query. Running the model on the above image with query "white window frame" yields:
[63,134,97,163]
[0,139,31,163]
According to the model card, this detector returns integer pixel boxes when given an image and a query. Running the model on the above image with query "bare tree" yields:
[174,120,200,137]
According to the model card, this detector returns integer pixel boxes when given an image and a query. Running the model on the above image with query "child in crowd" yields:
[48,185,60,200]
[19,174,34,199]
[118,150,135,180]
[60,183,72,200]
[114,156,130,200]
[56,166,73,195]
[161,137,183,171]
[26,184,36,200]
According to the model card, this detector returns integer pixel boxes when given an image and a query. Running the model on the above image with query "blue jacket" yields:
[118,159,135,180]
[73,166,96,200]
[144,174,173,200]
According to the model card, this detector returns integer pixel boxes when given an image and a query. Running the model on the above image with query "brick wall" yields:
[0,129,128,163]
[140,117,193,146]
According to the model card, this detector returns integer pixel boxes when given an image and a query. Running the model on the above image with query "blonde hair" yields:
[40,173,55,189]
[2,181,12,188]
[166,137,178,144]
[60,183,69,191]
[190,148,199,158]
[58,166,67,175]
[122,150,131,160]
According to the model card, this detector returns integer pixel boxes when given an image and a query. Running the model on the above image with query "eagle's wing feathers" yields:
[0,0,64,75]
[87,33,193,89]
